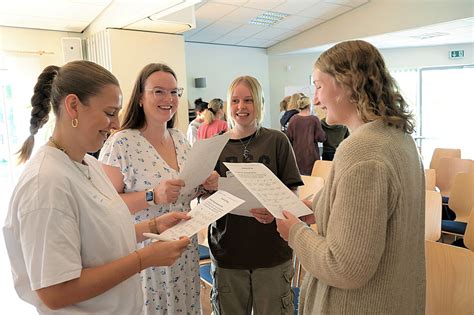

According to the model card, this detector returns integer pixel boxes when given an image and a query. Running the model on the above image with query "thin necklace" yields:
[48,137,110,200]
[239,132,256,161]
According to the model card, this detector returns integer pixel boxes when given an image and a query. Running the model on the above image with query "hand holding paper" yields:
[144,190,244,241]
[223,162,312,219]
[218,176,264,217]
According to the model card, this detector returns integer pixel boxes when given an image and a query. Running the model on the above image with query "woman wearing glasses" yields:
[99,63,218,315]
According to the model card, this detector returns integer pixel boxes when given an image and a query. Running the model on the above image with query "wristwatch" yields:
[145,188,155,206]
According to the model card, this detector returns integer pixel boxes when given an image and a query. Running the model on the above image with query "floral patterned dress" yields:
[99,128,200,315]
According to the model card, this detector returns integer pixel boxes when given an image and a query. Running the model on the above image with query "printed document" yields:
[218,176,264,217]
[223,162,312,219]
[144,190,244,241]
[179,132,231,195]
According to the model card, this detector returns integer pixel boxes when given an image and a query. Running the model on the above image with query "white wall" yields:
[185,42,272,127]
[108,29,189,133]
[267,42,474,129]
[0,26,78,67]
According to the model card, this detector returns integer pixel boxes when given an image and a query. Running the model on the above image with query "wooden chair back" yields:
[464,208,474,251]
[311,160,333,182]
[424,169,436,191]
[425,240,474,314]
[448,172,474,223]
[436,157,473,197]
[429,148,461,170]
[299,175,325,201]
[425,190,442,241]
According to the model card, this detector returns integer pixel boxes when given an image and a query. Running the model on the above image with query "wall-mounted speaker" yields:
[194,77,206,88]
[61,37,83,63]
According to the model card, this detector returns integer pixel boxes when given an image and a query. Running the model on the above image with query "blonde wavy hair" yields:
[297,96,311,110]
[287,93,304,111]
[315,40,414,133]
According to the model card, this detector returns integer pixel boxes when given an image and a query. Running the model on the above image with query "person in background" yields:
[279,95,291,129]
[99,63,218,315]
[187,98,208,145]
[314,99,350,161]
[280,93,304,132]
[277,40,425,314]
[3,60,190,314]
[209,75,303,315]
[286,96,326,175]
[197,98,228,140]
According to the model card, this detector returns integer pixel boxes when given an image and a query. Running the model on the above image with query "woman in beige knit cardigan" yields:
[276,40,425,314]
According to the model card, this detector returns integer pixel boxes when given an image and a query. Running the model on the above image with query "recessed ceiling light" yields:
[249,11,289,26]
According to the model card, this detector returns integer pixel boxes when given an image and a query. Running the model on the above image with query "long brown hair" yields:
[16,60,119,163]
[120,63,177,130]
[315,40,415,133]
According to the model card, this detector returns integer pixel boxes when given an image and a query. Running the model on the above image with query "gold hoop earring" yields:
[72,118,78,128]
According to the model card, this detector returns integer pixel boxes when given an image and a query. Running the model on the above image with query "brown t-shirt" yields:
[209,127,303,269]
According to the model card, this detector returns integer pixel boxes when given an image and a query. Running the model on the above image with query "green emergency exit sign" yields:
[449,50,464,59]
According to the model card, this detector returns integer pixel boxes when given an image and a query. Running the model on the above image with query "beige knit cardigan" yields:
[289,120,426,314]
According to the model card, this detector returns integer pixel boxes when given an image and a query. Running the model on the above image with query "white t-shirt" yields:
[186,119,202,146]
[3,146,142,314]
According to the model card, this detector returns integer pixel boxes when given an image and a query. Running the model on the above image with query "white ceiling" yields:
[0,0,473,53]
[185,0,370,47]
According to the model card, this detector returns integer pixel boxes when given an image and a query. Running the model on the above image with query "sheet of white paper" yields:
[223,162,312,219]
[218,176,264,217]
[143,190,244,241]
[179,132,231,195]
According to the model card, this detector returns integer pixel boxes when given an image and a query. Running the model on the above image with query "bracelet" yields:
[134,250,142,273]
[148,217,159,234]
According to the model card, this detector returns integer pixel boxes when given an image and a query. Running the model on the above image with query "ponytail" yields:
[203,98,223,124]
[16,66,59,164]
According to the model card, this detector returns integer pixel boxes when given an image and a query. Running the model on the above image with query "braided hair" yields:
[16,61,119,163]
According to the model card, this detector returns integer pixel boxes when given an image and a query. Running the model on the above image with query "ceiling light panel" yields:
[248,11,289,26]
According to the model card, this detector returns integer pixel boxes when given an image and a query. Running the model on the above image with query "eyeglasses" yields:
[144,87,184,99]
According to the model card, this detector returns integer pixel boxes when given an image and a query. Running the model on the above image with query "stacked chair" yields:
[425,211,474,314]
